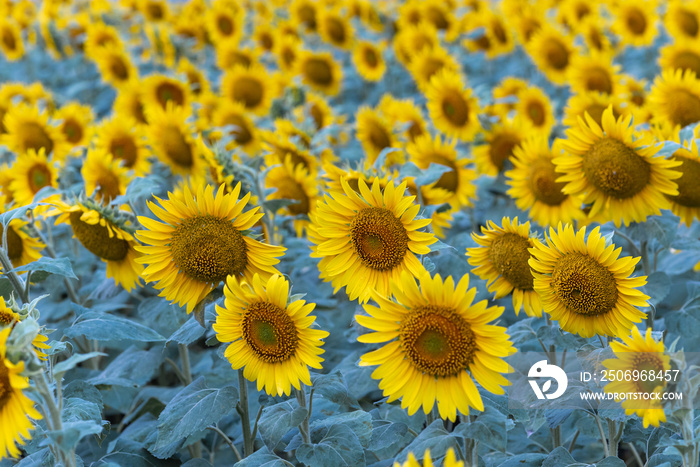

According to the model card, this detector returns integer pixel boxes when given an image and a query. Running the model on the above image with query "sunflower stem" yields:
[295,386,311,445]
[627,442,644,467]
[594,414,610,457]
[0,243,28,304]
[237,370,255,457]
[206,425,242,462]
[178,343,192,385]
[27,222,81,304]
[34,367,76,467]
[551,425,561,449]
[568,429,580,452]
[607,419,624,458]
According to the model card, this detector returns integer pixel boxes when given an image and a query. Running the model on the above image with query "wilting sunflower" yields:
[658,41,700,77]
[425,69,480,142]
[473,117,528,176]
[93,45,137,88]
[562,91,627,129]
[145,103,204,177]
[409,45,460,92]
[317,8,353,49]
[568,51,620,96]
[648,68,700,129]
[526,25,576,85]
[396,449,464,467]
[210,101,261,155]
[357,271,514,421]
[265,160,318,237]
[602,327,669,428]
[355,106,401,166]
[664,0,700,42]
[506,137,583,227]
[8,148,60,211]
[529,223,649,337]
[555,106,681,227]
[214,273,328,396]
[296,50,343,96]
[141,74,191,115]
[54,102,93,150]
[221,65,273,116]
[53,199,143,291]
[353,40,386,82]
[2,104,68,162]
[0,194,44,271]
[407,134,477,209]
[94,115,150,176]
[308,178,436,303]
[82,148,131,204]
[0,18,23,61]
[135,183,285,313]
[611,0,658,47]
[515,86,555,136]
[466,217,542,317]
[0,327,42,460]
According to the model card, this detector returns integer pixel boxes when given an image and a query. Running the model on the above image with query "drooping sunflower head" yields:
[221,65,273,116]
[425,69,481,142]
[145,102,203,177]
[529,223,649,337]
[214,273,328,396]
[648,68,700,129]
[611,0,658,47]
[352,40,386,82]
[2,103,68,162]
[602,327,670,427]
[295,50,343,96]
[135,183,286,313]
[525,25,576,85]
[555,105,682,227]
[466,217,542,317]
[309,178,436,303]
[357,271,515,421]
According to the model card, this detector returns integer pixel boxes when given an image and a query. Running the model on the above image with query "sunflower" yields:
[352,40,386,82]
[317,8,353,49]
[378,96,427,143]
[619,75,652,124]
[611,0,658,47]
[407,134,477,209]
[647,68,700,128]
[568,51,620,96]
[262,132,322,174]
[506,137,583,227]
[492,77,528,114]
[0,327,42,459]
[252,23,275,52]
[82,148,131,205]
[357,271,514,421]
[210,101,261,155]
[515,86,555,136]
[293,92,340,133]
[578,17,614,54]
[0,18,23,61]
[658,42,700,77]
[54,102,94,150]
[295,50,343,96]
[213,273,327,396]
[393,24,439,67]
[142,24,176,68]
[177,58,210,98]
[557,0,598,30]
[8,148,59,210]
[473,117,528,176]
[135,183,285,313]
[265,161,318,237]
[602,327,669,428]
[422,2,461,42]
[562,90,627,129]
[141,74,190,115]
[93,45,137,88]
[113,83,149,126]
[462,9,514,58]
[83,22,123,58]
[555,106,681,227]
[145,103,203,177]
[526,25,576,85]
[664,0,700,42]
[217,41,258,71]
[396,449,464,467]
[466,217,542,317]
[425,69,480,142]
[290,0,318,32]
[0,297,49,360]
[221,65,273,116]
[53,200,143,292]
[206,2,243,45]
[0,194,44,271]
[274,34,300,73]
[2,104,69,162]
[409,45,460,92]
[355,106,401,166]
[94,115,150,176]
[308,178,436,303]
[529,223,649,337]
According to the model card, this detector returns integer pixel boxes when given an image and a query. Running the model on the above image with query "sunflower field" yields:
[2,0,700,466]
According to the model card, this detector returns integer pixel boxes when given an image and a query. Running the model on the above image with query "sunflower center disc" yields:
[69,211,129,261]
[527,101,545,125]
[364,47,378,67]
[22,123,54,155]
[0,224,24,263]
[96,171,121,203]
[430,157,458,193]
[669,156,700,207]
[0,358,11,409]
[626,8,647,35]
[489,233,534,290]
[0,309,14,326]
[489,132,520,172]
[530,159,568,205]
[401,305,476,377]
[677,9,699,37]
[326,18,345,44]
[28,163,52,193]
[276,178,309,215]
[441,92,469,126]
[110,57,129,80]
[156,83,185,108]
[551,252,618,316]
[585,67,613,94]
[217,16,233,35]
[171,215,248,283]
[545,41,569,70]
[242,301,298,363]
[305,59,333,86]
[63,119,83,144]
[110,136,138,167]
[666,89,700,127]
[222,115,252,145]
[582,137,650,199]
[673,51,700,76]
[2,28,16,50]
[350,207,409,271]
[232,77,263,109]
[162,126,194,168]
[632,355,666,394]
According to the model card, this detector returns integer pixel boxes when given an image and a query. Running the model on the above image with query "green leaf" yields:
[89,347,162,387]
[644,271,671,304]
[454,406,514,452]
[233,446,292,466]
[0,201,40,227]
[308,410,373,448]
[257,399,308,450]
[625,215,679,249]
[397,419,459,461]
[47,420,104,453]
[428,240,455,253]
[312,371,360,412]
[150,377,239,459]
[9,256,77,280]
[167,317,206,346]
[65,311,166,342]
[296,423,365,467]
[368,421,412,459]
[53,352,106,376]
[373,147,402,169]
[542,446,585,467]
[497,453,549,466]
[414,163,452,187]
[595,457,627,466]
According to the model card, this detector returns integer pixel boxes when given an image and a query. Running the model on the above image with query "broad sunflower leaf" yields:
[257,399,308,450]
[414,163,452,187]
[9,256,78,280]
[65,311,166,342]
[644,271,671,303]
[150,377,239,459]
[233,446,293,467]
[368,420,412,459]
[397,419,460,461]
[296,423,365,467]
[53,351,106,376]
[454,405,514,452]
[167,316,206,346]
[542,446,585,467]
[311,371,360,412]
[89,347,162,387]
[497,452,550,467]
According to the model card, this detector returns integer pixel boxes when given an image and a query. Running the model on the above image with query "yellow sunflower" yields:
[658,41,700,77]
[355,106,401,166]
[393,24,439,67]
[555,106,681,227]
[214,273,328,396]
[407,134,477,209]
[8,148,60,211]
[206,1,243,45]
[83,22,123,58]
[113,83,149,126]
[526,25,577,85]
[217,41,259,71]
[295,50,343,96]
[648,68,700,128]
[425,69,481,142]
[421,2,461,42]
[317,8,353,49]
[619,75,652,124]
[93,45,137,89]
[291,0,318,32]
[353,40,386,82]
[177,58,210,98]
[611,0,658,47]
[308,178,436,303]
[145,103,203,177]
[515,86,555,136]
[395,448,464,467]
[357,271,514,421]
[664,0,700,42]
[408,45,460,92]
[506,137,583,227]
[466,217,542,317]
[141,74,191,115]
[529,223,649,337]
[135,183,285,313]
[492,77,528,114]
[602,327,669,428]
[210,101,261,155]
[0,297,49,360]
[0,18,23,61]
[138,0,169,23]
[252,23,276,52]
[82,148,131,205]
[473,117,528,176]
[2,103,69,162]
[262,132,321,174]
[0,194,44,271]
[567,51,621,96]
[265,160,319,237]
[462,9,514,58]
[562,90,628,129]
[54,102,94,150]
[53,200,143,292]
[94,115,150,176]
[274,34,300,73]
[379,95,427,143]
[221,65,273,116]
[0,326,42,459]
[578,17,614,54]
